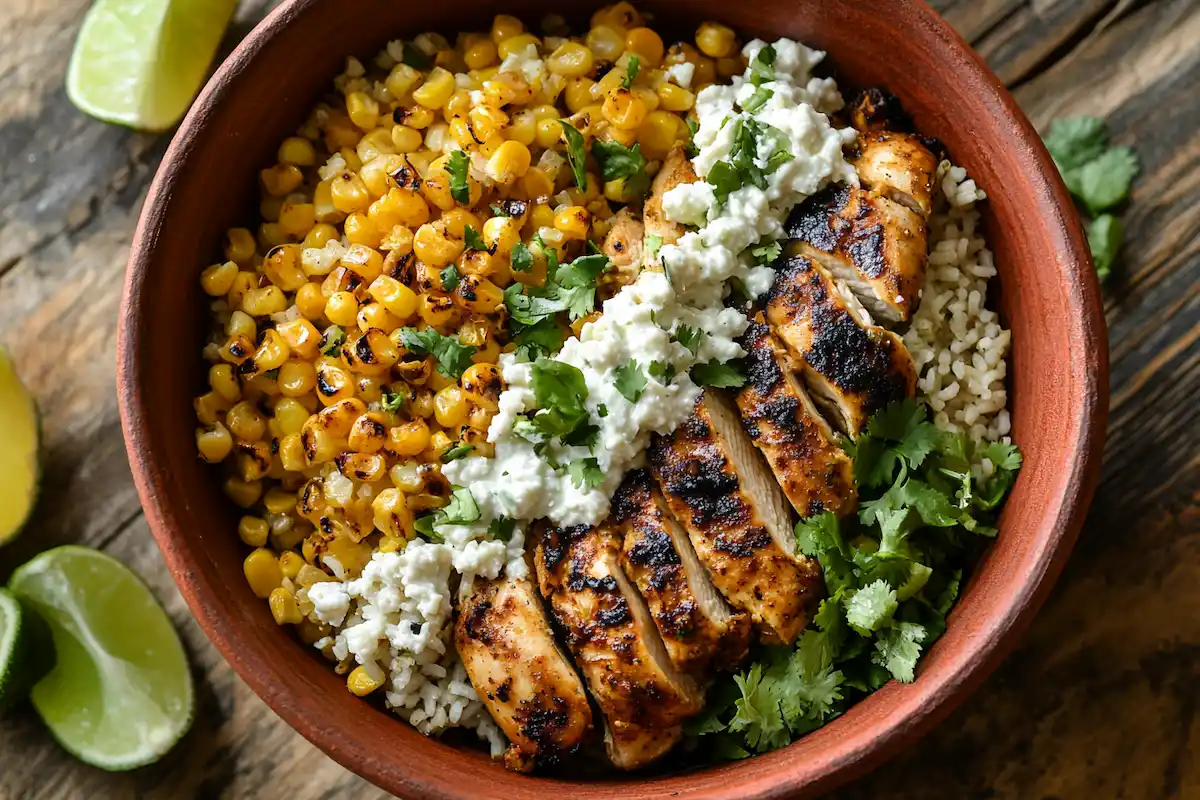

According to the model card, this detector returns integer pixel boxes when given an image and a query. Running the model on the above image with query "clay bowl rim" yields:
[117,0,1107,797]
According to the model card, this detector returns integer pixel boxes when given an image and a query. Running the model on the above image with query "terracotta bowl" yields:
[118,0,1107,797]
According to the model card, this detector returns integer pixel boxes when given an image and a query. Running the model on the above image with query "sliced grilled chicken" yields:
[766,254,917,436]
[849,87,911,133]
[785,184,928,322]
[649,391,822,643]
[532,521,703,767]
[599,208,645,296]
[852,131,938,218]
[605,720,682,770]
[737,321,857,519]
[642,146,699,257]
[613,469,751,674]
[455,573,593,772]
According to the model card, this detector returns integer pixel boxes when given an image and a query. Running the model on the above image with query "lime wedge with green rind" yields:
[66,0,238,131]
[0,347,39,547]
[0,589,55,715]
[8,546,194,770]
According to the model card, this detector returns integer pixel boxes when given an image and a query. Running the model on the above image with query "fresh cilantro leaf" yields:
[510,241,534,272]
[872,621,926,683]
[398,328,477,379]
[648,360,677,383]
[567,457,604,490]
[1087,213,1122,282]
[380,385,406,413]
[401,42,434,70]
[558,119,589,191]
[685,116,699,158]
[440,444,474,463]
[692,360,745,388]
[741,86,773,114]
[489,204,508,217]
[597,404,608,417]
[511,317,566,361]
[320,325,346,356]
[529,357,590,440]
[504,282,566,326]
[706,160,742,205]
[622,54,640,88]
[727,276,753,303]
[795,511,846,559]
[552,252,609,320]
[463,224,490,252]
[440,264,460,292]
[728,663,790,753]
[674,325,705,356]
[445,149,470,205]
[591,139,646,181]
[645,234,664,261]
[442,486,480,525]
[488,517,516,542]
[1043,116,1108,173]
[614,360,648,403]
[748,44,776,86]
[749,240,782,266]
[845,580,899,635]
[561,423,599,448]
[1075,147,1139,216]
[980,441,1023,472]
[413,513,440,541]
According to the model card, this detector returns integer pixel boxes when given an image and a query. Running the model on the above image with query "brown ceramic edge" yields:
[115,0,1109,797]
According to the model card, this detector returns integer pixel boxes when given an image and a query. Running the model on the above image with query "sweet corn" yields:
[696,21,737,58]
[347,664,384,696]
[244,548,283,599]
[201,261,239,296]
[413,67,456,109]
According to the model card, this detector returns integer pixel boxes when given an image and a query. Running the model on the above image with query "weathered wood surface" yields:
[0,0,1196,797]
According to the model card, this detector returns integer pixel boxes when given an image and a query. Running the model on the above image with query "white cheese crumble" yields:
[665,61,695,89]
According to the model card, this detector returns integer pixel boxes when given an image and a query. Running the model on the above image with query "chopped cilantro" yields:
[648,360,677,383]
[380,385,406,413]
[442,486,480,525]
[440,264,460,292]
[445,149,471,205]
[685,116,700,158]
[706,118,793,206]
[740,86,774,114]
[510,241,534,272]
[621,55,640,88]
[749,240,782,266]
[614,360,648,403]
[463,224,490,252]
[567,457,605,490]
[440,443,474,463]
[511,317,566,361]
[528,357,591,441]
[591,139,648,189]
[320,325,346,356]
[748,44,776,86]
[488,517,516,542]
[398,327,476,379]
[692,360,745,388]
[674,325,705,356]
[558,119,589,191]
[413,513,440,541]
[645,234,664,261]
[597,404,609,418]
[504,250,609,325]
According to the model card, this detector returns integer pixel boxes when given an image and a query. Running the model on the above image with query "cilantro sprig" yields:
[706,118,794,206]
[397,327,477,379]
[445,149,471,205]
[558,120,589,191]
[1042,116,1139,281]
[687,399,1022,759]
[504,249,610,330]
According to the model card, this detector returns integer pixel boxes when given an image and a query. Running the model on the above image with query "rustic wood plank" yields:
[0,0,1195,797]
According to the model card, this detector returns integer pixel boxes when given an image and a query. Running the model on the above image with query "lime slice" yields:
[66,0,238,131]
[0,589,54,715]
[0,347,40,547]
[8,547,194,770]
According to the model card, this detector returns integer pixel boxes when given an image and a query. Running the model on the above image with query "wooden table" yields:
[0,0,1196,797]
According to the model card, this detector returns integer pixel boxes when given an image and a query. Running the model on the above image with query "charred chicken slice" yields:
[852,130,939,218]
[649,391,822,643]
[455,574,593,772]
[766,254,917,436]
[605,720,683,771]
[613,469,751,674]
[533,521,703,768]
[599,208,645,296]
[785,184,928,322]
[642,146,699,257]
[737,321,857,519]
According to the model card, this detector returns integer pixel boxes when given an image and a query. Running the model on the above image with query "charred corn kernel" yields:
[393,104,436,131]
[292,283,325,321]
[417,293,458,328]
[443,91,473,126]
[486,140,532,183]
[343,328,400,374]
[278,136,317,166]
[453,274,504,314]
[554,205,590,239]
[277,361,318,397]
[226,271,257,311]
[269,586,302,625]
[243,548,282,598]
[209,363,241,403]
[506,110,537,146]
[368,275,419,320]
[277,318,322,359]
[273,396,312,433]
[696,21,737,58]
[263,245,307,291]
[278,433,306,471]
[238,515,270,547]
[414,221,464,268]
[425,430,454,461]
[530,103,560,121]
[534,118,564,150]
[385,62,422,99]
[279,203,317,238]
[301,425,341,464]
[433,385,468,428]
[250,329,291,372]
[201,261,239,296]
[224,228,257,263]
[391,126,423,155]
[341,244,384,282]
[637,110,679,157]
[388,419,431,456]
[261,164,303,197]
[346,90,380,130]
[225,476,264,509]
[260,195,284,223]
[330,172,371,214]
[564,78,596,113]
[482,216,522,255]
[461,362,502,410]
[196,422,233,462]
[336,452,387,483]
[464,37,498,70]
[602,87,647,130]
[498,32,539,60]
[388,461,423,492]
[521,164,557,199]
[197,391,232,428]
[491,14,524,44]
[625,27,665,67]
[325,292,360,327]
[316,397,367,436]
[279,551,305,581]
[235,438,272,480]
[393,354,432,386]
[354,301,399,334]
[593,1,642,31]
[357,131,397,168]
[220,335,255,367]
[483,71,534,106]
[585,25,624,61]
[227,401,268,441]
[348,413,388,453]
[315,362,355,404]
[409,390,436,419]
[379,224,415,256]
[354,152,397,196]
[370,188,430,231]
[441,208,481,239]
[323,111,362,150]
[412,67,456,109]
[372,487,414,540]
[529,203,556,232]
[262,487,296,516]
[426,369,455,392]
[656,82,695,112]
[347,664,383,696]
[313,179,342,223]
[546,41,594,78]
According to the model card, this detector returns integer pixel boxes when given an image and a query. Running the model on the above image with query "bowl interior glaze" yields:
[118,1,1106,798]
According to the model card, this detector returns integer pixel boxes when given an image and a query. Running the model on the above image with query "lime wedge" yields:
[66,0,238,131]
[0,347,39,547]
[0,589,54,715]
[8,547,194,770]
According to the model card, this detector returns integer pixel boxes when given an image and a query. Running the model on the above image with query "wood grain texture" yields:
[0,0,1195,797]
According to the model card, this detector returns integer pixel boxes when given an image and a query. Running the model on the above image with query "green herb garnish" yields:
[380,386,406,413]
[463,224,490,252]
[614,360,648,403]
[320,325,346,356]
[622,55,640,88]
[510,241,533,272]
[558,119,589,191]
[398,327,477,379]
[692,360,745,388]
[440,444,474,463]
[440,265,460,292]
[488,517,516,542]
[674,325,705,356]
[567,457,605,490]
[445,149,471,205]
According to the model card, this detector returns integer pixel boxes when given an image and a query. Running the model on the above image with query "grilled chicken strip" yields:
[852,131,939,219]
[849,87,911,134]
[455,573,593,772]
[737,321,857,519]
[599,208,645,296]
[649,391,822,643]
[533,521,703,768]
[642,146,699,256]
[613,469,751,674]
[785,185,928,322]
[605,720,683,771]
[766,254,917,436]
